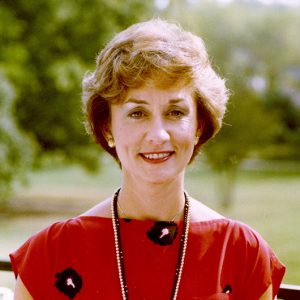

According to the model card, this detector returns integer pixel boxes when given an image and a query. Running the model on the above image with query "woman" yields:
[11,19,285,299]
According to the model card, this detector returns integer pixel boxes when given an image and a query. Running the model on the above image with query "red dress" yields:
[10,216,285,299]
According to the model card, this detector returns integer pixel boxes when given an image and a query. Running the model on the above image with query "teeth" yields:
[143,153,170,160]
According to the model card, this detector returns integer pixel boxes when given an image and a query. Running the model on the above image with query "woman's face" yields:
[109,85,199,184]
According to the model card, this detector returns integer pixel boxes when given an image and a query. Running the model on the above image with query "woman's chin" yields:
[138,168,185,185]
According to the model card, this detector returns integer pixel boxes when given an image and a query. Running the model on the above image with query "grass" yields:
[1,156,299,289]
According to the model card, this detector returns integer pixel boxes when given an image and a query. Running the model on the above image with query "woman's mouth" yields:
[140,152,174,163]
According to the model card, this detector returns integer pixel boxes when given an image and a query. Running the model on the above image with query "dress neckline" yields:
[77,214,229,226]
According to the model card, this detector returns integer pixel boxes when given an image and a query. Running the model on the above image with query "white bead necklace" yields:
[111,189,191,300]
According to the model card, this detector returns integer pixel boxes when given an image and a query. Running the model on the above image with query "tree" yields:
[203,84,279,208]
[0,73,35,205]
[0,0,154,201]
[158,0,300,207]
[1,0,153,170]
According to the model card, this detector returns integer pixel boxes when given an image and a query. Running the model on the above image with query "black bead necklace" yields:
[111,188,190,300]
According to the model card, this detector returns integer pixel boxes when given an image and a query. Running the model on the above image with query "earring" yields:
[194,135,200,145]
[107,137,115,148]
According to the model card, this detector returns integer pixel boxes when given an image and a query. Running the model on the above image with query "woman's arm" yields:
[259,284,273,300]
[14,276,33,300]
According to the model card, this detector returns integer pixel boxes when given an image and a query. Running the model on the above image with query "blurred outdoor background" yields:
[0,0,299,290]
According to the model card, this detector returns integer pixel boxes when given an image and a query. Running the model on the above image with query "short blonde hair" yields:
[82,19,229,163]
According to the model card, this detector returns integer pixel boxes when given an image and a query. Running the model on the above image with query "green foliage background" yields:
[0,0,299,203]
[0,0,153,198]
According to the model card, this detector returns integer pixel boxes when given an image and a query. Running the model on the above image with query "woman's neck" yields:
[118,176,186,221]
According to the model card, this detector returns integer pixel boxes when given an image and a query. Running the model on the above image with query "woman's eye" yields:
[168,110,185,118]
[129,111,145,119]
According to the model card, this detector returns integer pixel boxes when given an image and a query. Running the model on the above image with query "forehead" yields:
[124,85,195,105]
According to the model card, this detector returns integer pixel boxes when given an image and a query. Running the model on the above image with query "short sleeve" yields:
[9,223,61,299]
[235,222,286,299]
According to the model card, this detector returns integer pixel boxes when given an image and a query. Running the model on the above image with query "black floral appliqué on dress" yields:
[147,221,178,246]
[55,268,83,299]
[222,284,232,294]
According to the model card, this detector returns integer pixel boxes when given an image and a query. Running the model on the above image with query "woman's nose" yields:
[146,118,170,145]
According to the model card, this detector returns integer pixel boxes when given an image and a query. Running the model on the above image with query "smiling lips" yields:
[140,151,174,163]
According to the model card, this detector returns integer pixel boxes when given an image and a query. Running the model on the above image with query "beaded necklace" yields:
[111,188,191,300]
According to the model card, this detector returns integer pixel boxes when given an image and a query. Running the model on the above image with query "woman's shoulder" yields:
[189,198,267,246]
[10,212,113,268]
[80,196,112,218]
[189,197,224,222]
[41,197,113,236]
[22,202,113,246]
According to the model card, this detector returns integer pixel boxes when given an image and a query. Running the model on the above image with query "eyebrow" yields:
[125,98,185,105]
[125,98,148,104]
